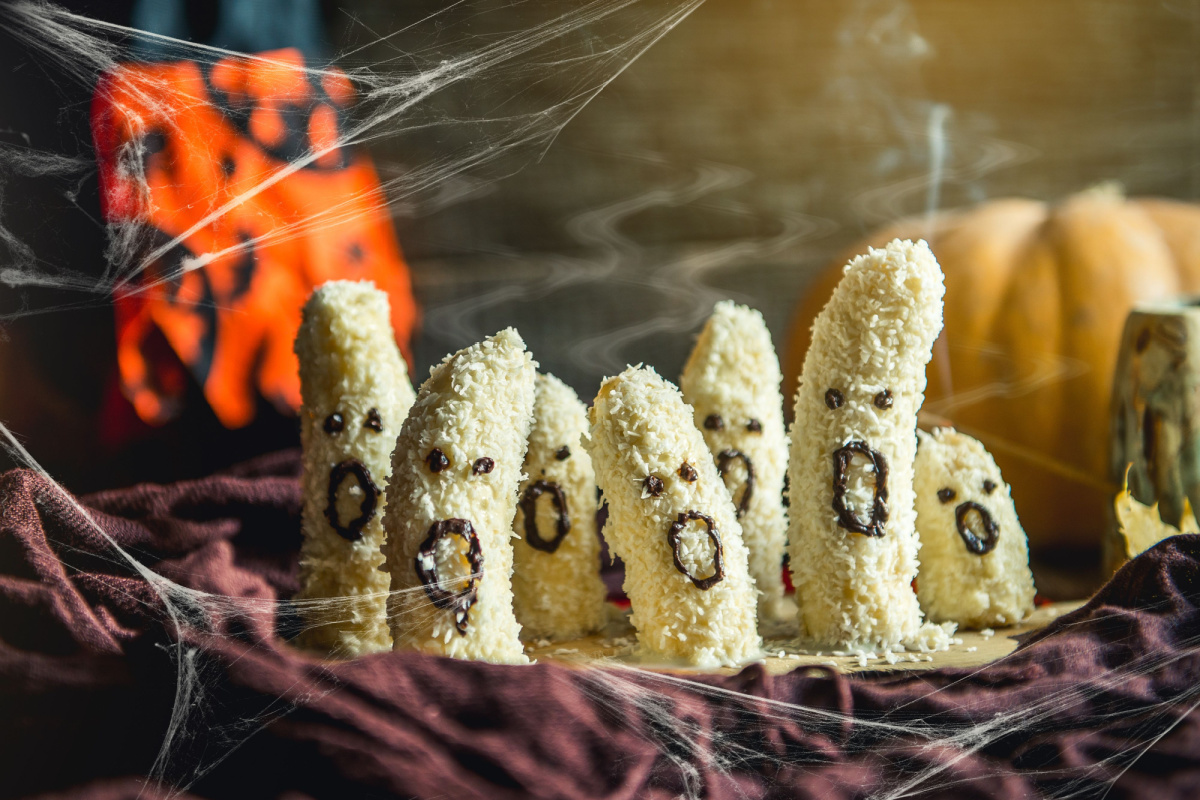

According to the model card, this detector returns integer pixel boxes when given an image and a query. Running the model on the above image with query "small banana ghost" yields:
[914,427,1036,629]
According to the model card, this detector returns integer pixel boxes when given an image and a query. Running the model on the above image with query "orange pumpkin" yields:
[784,185,1200,550]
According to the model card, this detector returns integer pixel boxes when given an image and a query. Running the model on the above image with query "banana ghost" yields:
[787,239,945,649]
[511,373,608,641]
[381,329,536,664]
[294,280,415,657]
[587,365,760,668]
[681,300,789,620]
[914,427,1036,629]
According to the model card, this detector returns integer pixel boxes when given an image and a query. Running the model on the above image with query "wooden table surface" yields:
[530,601,1083,676]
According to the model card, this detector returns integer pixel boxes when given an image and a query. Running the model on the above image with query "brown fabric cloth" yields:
[2,452,1200,800]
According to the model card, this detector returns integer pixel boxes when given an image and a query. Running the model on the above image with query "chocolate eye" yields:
[555,446,571,461]
[425,448,450,474]
[678,462,698,482]
[937,487,956,504]
[874,390,893,409]
[323,412,345,434]
[983,480,997,495]
[703,413,724,431]
[363,408,383,432]
[825,389,844,409]
[643,475,665,497]
[472,457,495,475]
[745,418,762,433]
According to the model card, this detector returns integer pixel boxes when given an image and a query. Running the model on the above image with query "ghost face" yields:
[701,412,764,520]
[409,445,503,635]
[822,387,898,538]
[932,477,1002,555]
[518,443,575,554]
[322,407,387,541]
[641,460,726,590]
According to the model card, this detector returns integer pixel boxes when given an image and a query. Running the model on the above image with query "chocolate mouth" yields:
[415,518,483,635]
[519,480,571,553]
[955,501,1000,555]
[831,441,889,537]
[716,449,755,519]
[324,458,381,542]
[666,510,725,590]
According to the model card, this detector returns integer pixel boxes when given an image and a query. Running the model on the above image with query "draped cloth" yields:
[2,451,1199,799]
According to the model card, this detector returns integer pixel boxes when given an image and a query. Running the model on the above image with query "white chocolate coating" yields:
[787,239,945,648]
[294,281,415,657]
[587,365,760,667]
[511,373,608,640]
[914,427,1036,628]
[381,329,536,664]
[680,300,789,620]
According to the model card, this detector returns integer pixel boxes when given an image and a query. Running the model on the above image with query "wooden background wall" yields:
[1,0,1198,492]
[337,0,1200,394]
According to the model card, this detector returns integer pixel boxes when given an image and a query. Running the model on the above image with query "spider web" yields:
[1,1,1198,799]
[0,0,704,303]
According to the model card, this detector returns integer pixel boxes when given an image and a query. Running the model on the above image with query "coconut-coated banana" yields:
[381,328,536,664]
[294,280,415,657]
[787,239,945,649]
[587,365,760,667]
[511,373,608,641]
[681,300,789,620]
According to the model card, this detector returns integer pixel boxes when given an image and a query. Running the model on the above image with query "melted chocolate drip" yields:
[745,418,762,433]
[825,389,844,409]
[955,501,1000,555]
[937,487,957,504]
[415,518,483,634]
[363,408,383,432]
[555,446,571,461]
[425,448,450,473]
[831,441,889,537]
[717,449,755,519]
[873,390,894,409]
[472,457,495,475]
[678,462,699,482]
[703,413,724,431]
[324,459,380,542]
[983,480,997,495]
[323,412,345,434]
[667,511,725,590]
[519,480,571,553]
[643,475,665,497]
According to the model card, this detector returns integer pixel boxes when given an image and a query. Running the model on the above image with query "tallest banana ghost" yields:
[787,239,945,648]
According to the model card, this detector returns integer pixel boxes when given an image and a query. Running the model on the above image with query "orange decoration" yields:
[321,68,355,108]
[91,48,417,429]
